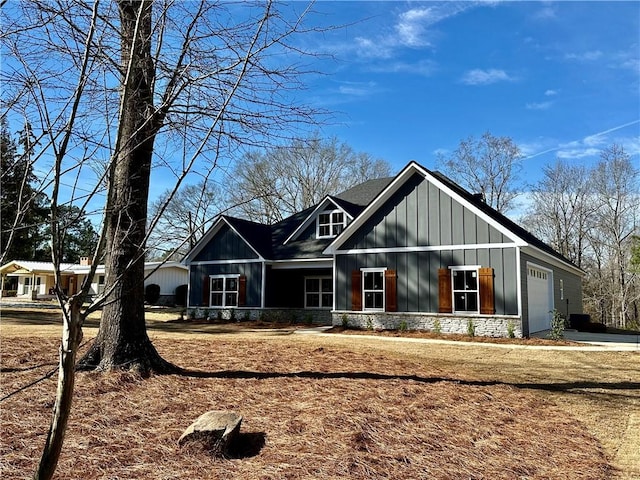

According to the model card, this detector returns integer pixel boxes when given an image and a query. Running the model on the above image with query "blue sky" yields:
[296,1,640,184]
[5,1,637,221]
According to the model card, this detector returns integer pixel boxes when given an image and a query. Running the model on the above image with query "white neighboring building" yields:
[0,258,188,305]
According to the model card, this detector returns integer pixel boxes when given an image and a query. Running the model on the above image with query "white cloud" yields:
[521,121,640,161]
[619,56,640,72]
[564,50,603,61]
[432,147,450,157]
[353,36,393,60]
[556,124,640,159]
[518,140,548,158]
[526,101,553,110]
[342,3,476,62]
[336,81,378,97]
[369,59,438,77]
[533,6,557,20]
[396,7,435,47]
[582,133,608,148]
[556,148,601,159]
[624,136,640,156]
[612,49,640,73]
[460,68,515,85]
[544,89,558,96]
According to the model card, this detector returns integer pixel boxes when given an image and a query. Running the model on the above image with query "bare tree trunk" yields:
[78,0,176,375]
[34,300,83,480]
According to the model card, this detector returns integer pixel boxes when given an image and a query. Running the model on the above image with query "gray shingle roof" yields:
[222,178,394,261]
[334,177,394,207]
[216,168,576,270]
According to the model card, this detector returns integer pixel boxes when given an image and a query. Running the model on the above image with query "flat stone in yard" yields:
[178,410,242,456]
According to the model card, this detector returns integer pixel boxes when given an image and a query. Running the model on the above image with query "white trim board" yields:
[189,258,263,266]
[335,242,518,255]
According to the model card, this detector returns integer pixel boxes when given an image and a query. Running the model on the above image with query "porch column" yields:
[31,273,37,300]
[261,262,266,308]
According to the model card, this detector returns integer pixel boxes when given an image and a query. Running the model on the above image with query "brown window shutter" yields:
[438,268,452,313]
[479,267,495,314]
[385,269,397,312]
[238,275,247,307]
[351,270,362,311]
[202,275,210,306]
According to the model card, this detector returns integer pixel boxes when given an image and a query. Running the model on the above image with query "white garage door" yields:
[527,265,553,333]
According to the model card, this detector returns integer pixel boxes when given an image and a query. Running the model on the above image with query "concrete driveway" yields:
[562,330,640,350]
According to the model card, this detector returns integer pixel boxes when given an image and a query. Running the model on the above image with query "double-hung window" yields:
[317,210,345,238]
[23,277,32,295]
[305,277,332,308]
[451,267,479,313]
[362,268,385,311]
[210,275,239,307]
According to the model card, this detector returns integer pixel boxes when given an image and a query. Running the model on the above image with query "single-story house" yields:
[0,258,188,305]
[184,161,584,337]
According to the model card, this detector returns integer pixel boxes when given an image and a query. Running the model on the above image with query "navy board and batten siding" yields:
[188,223,263,308]
[192,223,259,262]
[335,249,518,315]
[334,172,520,316]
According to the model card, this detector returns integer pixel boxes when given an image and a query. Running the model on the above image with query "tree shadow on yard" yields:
[177,368,640,401]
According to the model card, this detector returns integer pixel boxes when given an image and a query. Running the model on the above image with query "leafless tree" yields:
[522,160,595,269]
[2,1,330,478]
[147,180,223,260]
[227,133,391,223]
[438,131,523,214]
[586,145,639,328]
[522,145,639,328]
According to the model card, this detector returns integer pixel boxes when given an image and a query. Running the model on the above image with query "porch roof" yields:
[0,260,76,276]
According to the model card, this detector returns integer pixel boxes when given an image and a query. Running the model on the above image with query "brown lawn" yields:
[1,307,638,479]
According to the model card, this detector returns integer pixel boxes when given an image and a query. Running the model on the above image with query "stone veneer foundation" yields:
[332,311,523,338]
[187,307,332,325]
[185,308,523,338]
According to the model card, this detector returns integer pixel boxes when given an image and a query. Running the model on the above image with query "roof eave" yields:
[522,244,586,277]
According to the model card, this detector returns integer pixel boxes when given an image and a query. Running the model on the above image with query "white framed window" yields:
[305,276,332,308]
[210,274,240,307]
[451,266,479,313]
[97,275,105,294]
[317,210,346,238]
[362,268,385,311]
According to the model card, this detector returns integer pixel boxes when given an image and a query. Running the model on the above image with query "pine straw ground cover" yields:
[0,334,620,480]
